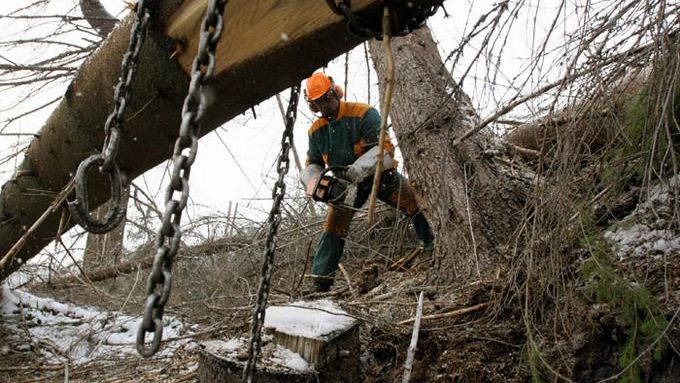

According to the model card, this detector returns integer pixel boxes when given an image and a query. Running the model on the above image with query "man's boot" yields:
[302,280,331,295]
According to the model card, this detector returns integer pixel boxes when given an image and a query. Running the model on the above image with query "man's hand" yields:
[301,164,323,197]
[306,176,320,197]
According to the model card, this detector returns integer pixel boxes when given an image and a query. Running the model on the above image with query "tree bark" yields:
[370,27,527,280]
[0,0,443,282]
[82,186,129,272]
[51,236,245,287]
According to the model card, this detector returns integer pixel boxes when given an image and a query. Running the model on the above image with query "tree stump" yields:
[198,337,315,383]
[198,300,360,383]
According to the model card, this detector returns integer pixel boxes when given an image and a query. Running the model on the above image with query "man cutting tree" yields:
[301,72,434,293]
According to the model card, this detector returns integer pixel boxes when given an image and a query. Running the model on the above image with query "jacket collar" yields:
[321,100,347,124]
[335,100,347,121]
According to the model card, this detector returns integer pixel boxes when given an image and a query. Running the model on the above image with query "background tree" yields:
[369,1,679,380]
[370,25,526,281]
[79,0,116,37]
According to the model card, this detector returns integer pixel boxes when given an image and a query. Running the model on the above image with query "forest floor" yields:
[1,176,679,382]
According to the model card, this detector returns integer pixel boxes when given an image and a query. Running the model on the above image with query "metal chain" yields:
[242,84,300,383]
[136,0,228,358]
[325,0,438,39]
[68,1,150,234]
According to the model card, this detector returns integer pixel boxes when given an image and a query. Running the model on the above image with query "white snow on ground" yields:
[202,336,311,372]
[604,175,680,260]
[264,299,356,340]
[269,343,311,371]
[0,285,190,364]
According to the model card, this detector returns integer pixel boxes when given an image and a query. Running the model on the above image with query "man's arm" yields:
[302,138,324,196]
[345,108,395,182]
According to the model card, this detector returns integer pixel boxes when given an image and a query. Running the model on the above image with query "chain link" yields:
[136,0,228,358]
[242,84,300,383]
[69,1,151,234]
[325,0,438,39]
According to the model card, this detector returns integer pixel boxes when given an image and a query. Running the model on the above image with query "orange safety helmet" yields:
[304,72,344,102]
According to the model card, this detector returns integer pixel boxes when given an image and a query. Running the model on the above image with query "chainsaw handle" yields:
[311,166,346,202]
[319,166,347,178]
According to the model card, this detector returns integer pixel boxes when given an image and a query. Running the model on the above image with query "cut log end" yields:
[198,300,360,383]
[198,338,315,383]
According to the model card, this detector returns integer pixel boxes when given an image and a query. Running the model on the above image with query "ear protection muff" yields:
[327,76,344,100]
[334,83,344,99]
[305,76,344,114]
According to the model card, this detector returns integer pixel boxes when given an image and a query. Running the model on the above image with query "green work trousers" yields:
[311,170,433,288]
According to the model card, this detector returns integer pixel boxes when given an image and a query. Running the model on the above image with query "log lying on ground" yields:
[503,108,617,155]
[503,67,654,155]
[49,237,247,287]
[0,0,442,282]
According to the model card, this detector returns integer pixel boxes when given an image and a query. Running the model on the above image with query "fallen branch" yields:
[402,291,425,383]
[302,286,349,299]
[338,263,356,297]
[389,247,422,271]
[367,6,395,226]
[0,179,74,272]
[397,301,489,325]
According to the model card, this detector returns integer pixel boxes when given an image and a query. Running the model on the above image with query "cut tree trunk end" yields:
[198,301,359,383]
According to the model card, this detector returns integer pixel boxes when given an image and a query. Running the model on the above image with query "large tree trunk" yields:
[370,28,527,280]
[0,0,442,282]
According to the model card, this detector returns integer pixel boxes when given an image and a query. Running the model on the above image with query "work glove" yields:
[345,146,394,183]
[301,164,322,197]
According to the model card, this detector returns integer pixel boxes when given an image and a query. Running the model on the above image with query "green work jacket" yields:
[306,101,396,169]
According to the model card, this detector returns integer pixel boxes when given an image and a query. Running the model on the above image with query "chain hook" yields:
[68,154,127,234]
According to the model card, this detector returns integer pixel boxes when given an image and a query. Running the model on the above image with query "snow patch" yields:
[269,344,310,371]
[264,299,356,340]
[604,176,680,260]
[1,285,190,365]
[202,337,311,372]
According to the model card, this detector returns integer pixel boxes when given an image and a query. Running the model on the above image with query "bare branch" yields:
[79,0,119,37]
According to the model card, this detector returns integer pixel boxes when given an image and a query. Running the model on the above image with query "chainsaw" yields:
[311,166,358,208]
